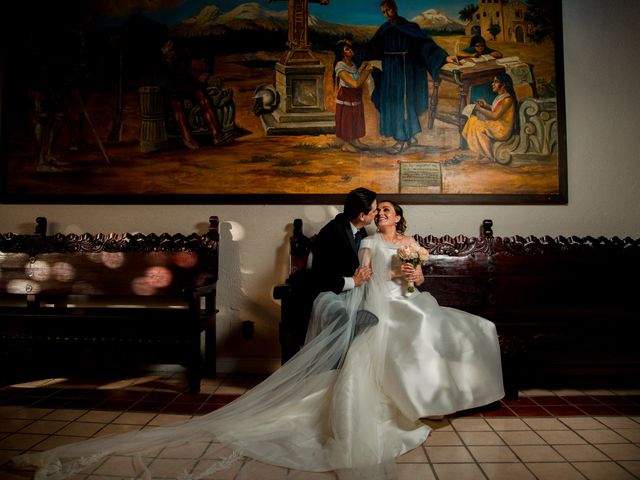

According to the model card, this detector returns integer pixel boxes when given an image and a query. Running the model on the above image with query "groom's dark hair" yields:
[344,187,377,221]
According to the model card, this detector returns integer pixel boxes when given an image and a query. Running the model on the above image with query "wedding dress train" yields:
[12,234,503,480]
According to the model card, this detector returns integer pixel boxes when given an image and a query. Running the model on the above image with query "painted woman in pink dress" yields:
[333,39,374,152]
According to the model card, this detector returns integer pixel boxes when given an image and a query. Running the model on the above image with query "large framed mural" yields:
[0,0,566,204]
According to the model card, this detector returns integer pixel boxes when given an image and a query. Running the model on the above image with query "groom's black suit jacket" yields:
[311,213,367,296]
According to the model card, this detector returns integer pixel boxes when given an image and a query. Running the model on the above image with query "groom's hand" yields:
[353,265,373,287]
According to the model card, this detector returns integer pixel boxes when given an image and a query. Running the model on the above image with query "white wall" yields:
[1,0,639,372]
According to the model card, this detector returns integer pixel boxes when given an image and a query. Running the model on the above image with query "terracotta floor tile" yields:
[480,462,537,480]
[617,429,640,442]
[397,445,427,462]
[617,461,640,478]
[147,413,192,426]
[482,406,516,417]
[30,434,86,451]
[593,416,640,429]
[30,398,71,409]
[450,418,491,431]
[196,404,222,414]
[426,445,474,463]
[559,417,608,429]
[94,399,136,411]
[510,445,565,462]
[142,391,180,402]
[112,412,156,425]
[544,405,585,416]
[60,399,104,410]
[18,419,68,435]
[526,462,587,480]
[554,444,609,462]
[572,461,637,480]
[560,395,601,405]
[94,423,142,437]
[8,408,53,420]
[497,430,546,446]
[522,417,568,430]
[127,401,167,413]
[594,443,640,461]
[502,397,537,407]
[536,430,587,445]
[576,429,629,444]
[0,419,33,433]
[613,405,640,415]
[191,457,243,480]
[396,463,436,480]
[432,462,485,480]
[424,431,463,446]
[485,418,530,431]
[56,421,105,437]
[467,445,519,462]
[458,431,504,446]
[148,457,198,478]
[509,406,552,417]
[161,403,201,414]
[592,395,635,405]
[157,441,210,459]
[578,405,620,416]
[76,410,120,423]
[532,395,570,406]
[235,460,288,480]
[0,433,47,450]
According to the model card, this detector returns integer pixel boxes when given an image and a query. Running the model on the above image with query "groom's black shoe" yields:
[354,309,379,337]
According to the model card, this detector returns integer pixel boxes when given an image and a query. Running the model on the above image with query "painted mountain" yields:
[411,8,465,32]
[171,2,463,41]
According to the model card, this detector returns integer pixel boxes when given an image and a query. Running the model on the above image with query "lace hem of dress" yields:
[178,449,244,480]
[15,449,245,480]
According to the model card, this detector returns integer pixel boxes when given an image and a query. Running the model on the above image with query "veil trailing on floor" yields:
[13,236,428,480]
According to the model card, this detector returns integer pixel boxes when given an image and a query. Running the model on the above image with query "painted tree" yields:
[458,3,479,22]
[488,21,501,40]
[525,0,558,44]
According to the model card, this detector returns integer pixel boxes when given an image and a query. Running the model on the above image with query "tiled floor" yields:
[1,368,639,479]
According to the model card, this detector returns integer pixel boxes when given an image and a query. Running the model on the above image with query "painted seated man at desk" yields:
[457,35,503,103]
[458,35,503,60]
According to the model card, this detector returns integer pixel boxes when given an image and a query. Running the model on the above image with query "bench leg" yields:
[187,367,202,394]
[501,352,520,400]
[204,325,216,376]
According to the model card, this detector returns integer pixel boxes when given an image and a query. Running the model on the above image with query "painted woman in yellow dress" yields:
[462,73,517,161]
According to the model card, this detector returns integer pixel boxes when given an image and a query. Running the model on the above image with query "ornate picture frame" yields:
[0,0,566,204]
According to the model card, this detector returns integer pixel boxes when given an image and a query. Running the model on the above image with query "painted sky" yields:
[104,1,472,27]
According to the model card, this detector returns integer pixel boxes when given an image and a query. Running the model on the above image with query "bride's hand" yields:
[353,265,373,286]
[400,263,424,286]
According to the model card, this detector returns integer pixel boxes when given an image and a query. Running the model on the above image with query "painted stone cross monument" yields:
[261,0,335,135]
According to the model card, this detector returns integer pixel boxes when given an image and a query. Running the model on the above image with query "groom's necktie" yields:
[354,231,363,250]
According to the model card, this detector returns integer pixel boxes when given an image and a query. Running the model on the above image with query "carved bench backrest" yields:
[286,218,640,314]
[415,231,640,314]
[0,216,219,303]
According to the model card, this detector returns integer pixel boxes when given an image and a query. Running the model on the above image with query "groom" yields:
[312,187,377,295]
[311,187,379,336]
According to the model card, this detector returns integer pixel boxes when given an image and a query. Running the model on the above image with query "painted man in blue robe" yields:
[359,0,455,154]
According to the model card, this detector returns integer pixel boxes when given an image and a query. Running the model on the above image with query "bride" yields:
[11,200,504,480]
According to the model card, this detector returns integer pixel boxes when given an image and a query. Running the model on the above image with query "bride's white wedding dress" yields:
[12,234,503,480]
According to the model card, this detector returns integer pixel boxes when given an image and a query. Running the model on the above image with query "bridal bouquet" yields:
[397,244,429,293]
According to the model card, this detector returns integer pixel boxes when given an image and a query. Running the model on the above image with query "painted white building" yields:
[465,0,532,44]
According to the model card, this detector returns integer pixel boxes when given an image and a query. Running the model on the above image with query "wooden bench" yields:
[0,216,219,393]
[274,219,640,398]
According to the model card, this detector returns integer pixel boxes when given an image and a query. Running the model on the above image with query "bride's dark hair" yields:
[379,199,407,234]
